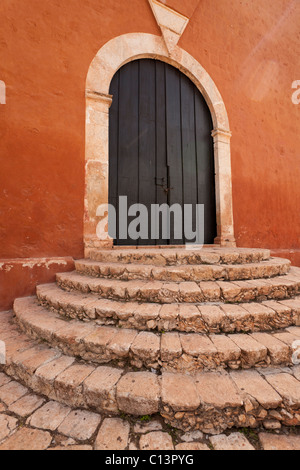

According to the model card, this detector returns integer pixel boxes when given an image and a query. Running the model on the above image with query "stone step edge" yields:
[89,247,271,266]
[1,312,299,434]
[14,297,300,373]
[36,283,300,334]
[75,258,291,283]
[56,268,300,304]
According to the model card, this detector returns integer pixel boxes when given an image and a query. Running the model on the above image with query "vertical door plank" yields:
[155,61,169,245]
[194,90,217,244]
[117,61,139,245]
[180,74,198,243]
[165,65,183,244]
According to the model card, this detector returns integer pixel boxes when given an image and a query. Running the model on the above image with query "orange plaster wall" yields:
[0,0,159,261]
[161,0,201,18]
[178,0,300,252]
[0,258,74,311]
[0,0,299,310]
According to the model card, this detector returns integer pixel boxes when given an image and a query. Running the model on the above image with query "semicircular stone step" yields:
[89,247,271,266]
[36,284,300,334]
[56,268,300,304]
[13,297,300,373]
[1,310,300,434]
[75,258,290,282]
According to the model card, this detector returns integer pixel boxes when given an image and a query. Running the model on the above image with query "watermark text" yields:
[96,197,205,247]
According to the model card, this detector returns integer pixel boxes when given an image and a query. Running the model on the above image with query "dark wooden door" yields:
[109,59,216,246]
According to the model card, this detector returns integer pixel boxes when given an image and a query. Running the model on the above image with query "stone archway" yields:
[85,33,235,255]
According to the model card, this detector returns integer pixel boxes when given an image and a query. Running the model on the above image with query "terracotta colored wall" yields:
[0,0,159,261]
[0,0,159,310]
[0,0,299,309]
[179,0,300,253]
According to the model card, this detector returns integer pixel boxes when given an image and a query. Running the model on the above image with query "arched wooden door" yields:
[109,59,216,246]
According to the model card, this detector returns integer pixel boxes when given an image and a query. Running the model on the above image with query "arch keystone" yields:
[148,0,189,53]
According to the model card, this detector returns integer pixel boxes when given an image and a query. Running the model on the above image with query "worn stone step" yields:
[56,268,300,304]
[89,247,271,266]
[37,284,300,334]
[75,258,290,283]
[1,311,300,434]
[13,297,300,373]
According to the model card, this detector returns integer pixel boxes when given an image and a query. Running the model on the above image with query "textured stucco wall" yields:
[0,0,299,309]
[180,0,300,252]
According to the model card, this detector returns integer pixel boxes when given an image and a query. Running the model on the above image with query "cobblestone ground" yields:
[0,371,299,451]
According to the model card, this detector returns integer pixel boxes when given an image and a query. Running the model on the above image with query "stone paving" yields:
[0,371,299,451]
